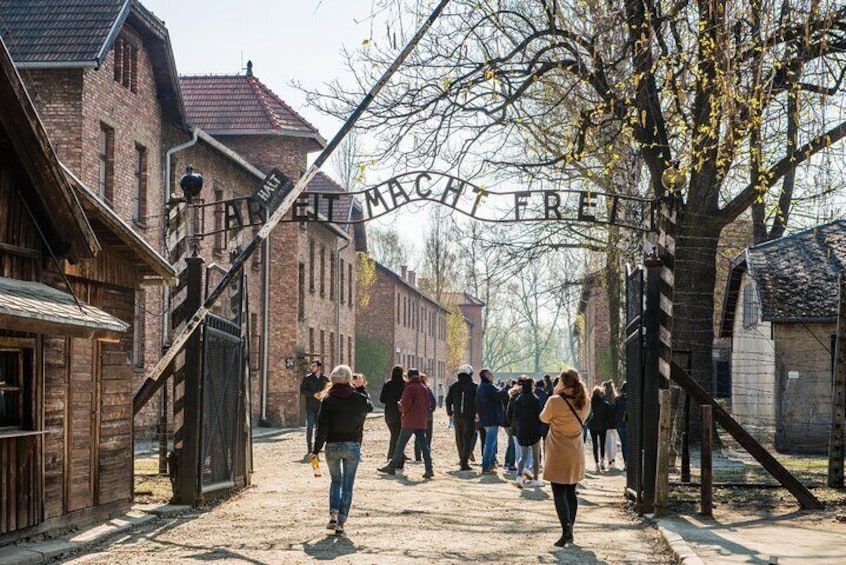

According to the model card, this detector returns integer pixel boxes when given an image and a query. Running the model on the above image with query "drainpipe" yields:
[260,237,270,425]
[158,128,200,470]
[336,237,351,363]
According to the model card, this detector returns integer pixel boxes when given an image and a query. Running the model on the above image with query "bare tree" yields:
[310,0,846,393]
[367,225,409,272]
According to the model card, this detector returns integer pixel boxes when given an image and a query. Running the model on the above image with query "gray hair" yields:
[329,364,353,384]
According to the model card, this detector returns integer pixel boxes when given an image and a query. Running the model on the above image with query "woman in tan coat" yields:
[539,368,591,547]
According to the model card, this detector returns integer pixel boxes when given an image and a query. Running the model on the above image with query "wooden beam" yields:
[655,389,672,514]
[671,361,823,510]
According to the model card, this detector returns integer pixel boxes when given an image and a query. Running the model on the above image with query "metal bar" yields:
[133,0,451,413]
[200,480,235,495]
[701,405,713,517]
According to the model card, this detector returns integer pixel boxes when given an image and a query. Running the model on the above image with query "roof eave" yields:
[61,163,177,284]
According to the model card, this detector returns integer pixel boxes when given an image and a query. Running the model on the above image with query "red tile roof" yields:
[180,74,322,141]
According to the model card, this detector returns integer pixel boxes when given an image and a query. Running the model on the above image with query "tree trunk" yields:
[672,212,721,441]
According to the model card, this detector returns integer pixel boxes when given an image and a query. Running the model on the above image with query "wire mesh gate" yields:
[200,314,244,493]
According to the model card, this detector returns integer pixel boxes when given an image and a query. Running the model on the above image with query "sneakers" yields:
[422,470,434,479]
[482,467,496,475]
[326,518,338,530]
[335,523,345,535]
[512,476,525,489]
[528,479,544,487]
[378,464,396,475]
[595,461,600,472]
[600,461,606,471]
[459,463,472,471]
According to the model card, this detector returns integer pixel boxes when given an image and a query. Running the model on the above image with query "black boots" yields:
[554,525,574,547]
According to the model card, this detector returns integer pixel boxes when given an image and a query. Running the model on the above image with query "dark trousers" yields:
[386,420,402,461]
[590,429,607,463]
[306,409,319,452]
[453,417,475,465]
[551,482,578,534]
[414,418,434,460]
[504,428,515,467]
[471,425,486,460]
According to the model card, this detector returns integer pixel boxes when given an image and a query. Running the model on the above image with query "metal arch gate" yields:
[624,266,645,504]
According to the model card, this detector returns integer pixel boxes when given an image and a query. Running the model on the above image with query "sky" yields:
[143,0,426,257]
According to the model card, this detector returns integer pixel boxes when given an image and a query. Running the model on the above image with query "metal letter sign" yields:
[253,168,294,212]
[299,171,656,232]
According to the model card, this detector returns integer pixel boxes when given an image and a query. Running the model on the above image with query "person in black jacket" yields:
[588,386,612,472]
[309,365,373,536]
[379,365,407,467]
[445,365,477,471]
[300,360,328,458]
[507,376,544,487]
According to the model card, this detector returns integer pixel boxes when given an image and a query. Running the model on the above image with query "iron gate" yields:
[625,266,644,498]
[200,313,243,493]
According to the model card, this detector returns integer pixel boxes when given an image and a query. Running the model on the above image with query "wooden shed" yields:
[0,36,174,543]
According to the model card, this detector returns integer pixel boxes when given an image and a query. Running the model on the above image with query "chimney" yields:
[409,271,416,287]
[401,265,408,280]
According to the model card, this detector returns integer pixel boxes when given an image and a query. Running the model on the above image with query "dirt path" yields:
[64,413,673,564]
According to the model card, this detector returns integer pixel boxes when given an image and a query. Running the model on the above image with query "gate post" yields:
[174,256,204,505]
[641,259,662,513]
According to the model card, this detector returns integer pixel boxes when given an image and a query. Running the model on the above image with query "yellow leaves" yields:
[361,38,370,46]
[484,68,496,81]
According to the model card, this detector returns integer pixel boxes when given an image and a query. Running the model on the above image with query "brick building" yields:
[357,261,449,391]
[576,271,612,389]
[180,71,361,426]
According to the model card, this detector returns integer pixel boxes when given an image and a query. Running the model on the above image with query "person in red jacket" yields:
[378,368,434,479]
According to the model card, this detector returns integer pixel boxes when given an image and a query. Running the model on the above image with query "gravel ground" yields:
[63,413,674,564]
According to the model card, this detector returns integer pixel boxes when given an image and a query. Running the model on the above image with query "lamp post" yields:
[178,165,203,256]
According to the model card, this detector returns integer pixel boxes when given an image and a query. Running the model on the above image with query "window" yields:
[250,313,260,370]
[0,350,27,430]
[319,245,326,297]
[340,259,345,304]
[298,263,306,320]
[330,331,335,367]
[309,328,315,358]
[113,37,138,92]
[330,251,336,301]
[397,294,401,323]
[133,289,145,369]
[98,123,114,204]
[348,263,353,307]
[309,239,315,292]
[320,330,325,363]
[742,283,760,328]
[348,336,352,365]
[134,144,148,224]
[340,334,344,366]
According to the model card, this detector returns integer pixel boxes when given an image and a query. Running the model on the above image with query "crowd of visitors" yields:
[302,360,627,547]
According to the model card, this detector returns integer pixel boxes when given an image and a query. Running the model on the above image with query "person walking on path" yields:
[507,376,543,487]
[309,365,373,536]
[476,368,507,474]
[614,381,628,469]
[540,368,591,547]
[413,373,437,462]
[445,364,477,471]
[603,380,620,469]
[300,360,329,458]
[378,368,434,479]
[379,365,407,467]
[437,383,445,408]
[588,386,612,472]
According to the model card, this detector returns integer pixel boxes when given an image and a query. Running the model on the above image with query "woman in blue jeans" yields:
[309,365,373,535]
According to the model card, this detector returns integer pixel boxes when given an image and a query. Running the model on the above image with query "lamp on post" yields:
[177,165,203,256]
[660,161,686,198]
